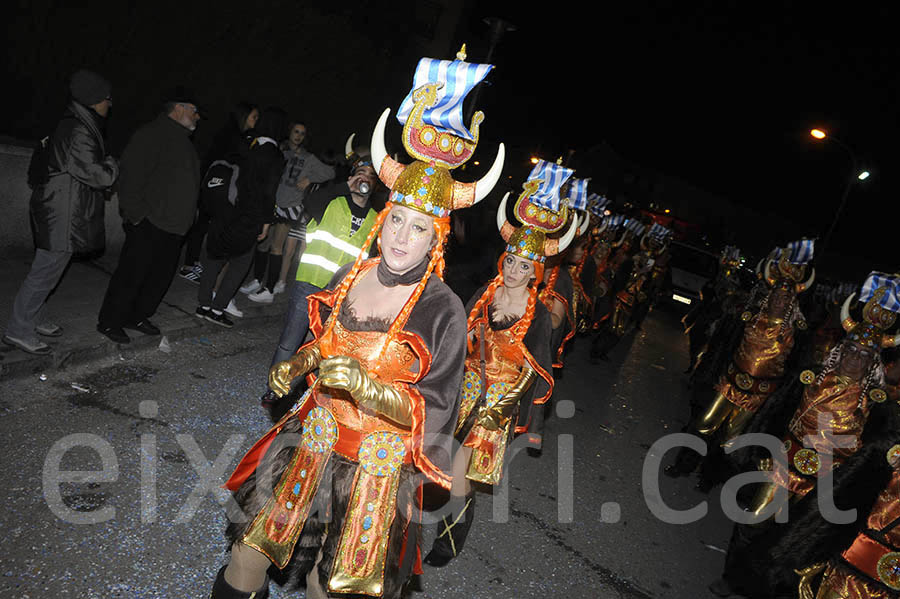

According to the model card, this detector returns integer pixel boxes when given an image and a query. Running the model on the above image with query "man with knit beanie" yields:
[3,69,118,355]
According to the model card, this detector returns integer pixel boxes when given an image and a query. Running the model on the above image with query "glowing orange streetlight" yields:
[810,128,826,139]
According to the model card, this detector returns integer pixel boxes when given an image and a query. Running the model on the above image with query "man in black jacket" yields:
[4,69,118,355]
[97,87,201,343]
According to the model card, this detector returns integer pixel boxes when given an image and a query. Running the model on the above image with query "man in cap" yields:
[97,87,201,343]
[3,69,118,355]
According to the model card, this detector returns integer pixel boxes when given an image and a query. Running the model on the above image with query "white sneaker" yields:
[224,299,243,318]
[248,288,275,304]
[273,280,286,295]
[240,279,262,294]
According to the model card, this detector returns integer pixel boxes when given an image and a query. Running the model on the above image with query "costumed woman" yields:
[589,211,626,331]
[562,178,595,338]
[530,160,576,371]
[423,175,574,567]
[588,221,655,362]
[209,49,505,599]
[631,222,673,330]
[709,272,899,598]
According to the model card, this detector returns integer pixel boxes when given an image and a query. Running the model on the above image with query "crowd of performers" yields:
[201,45,900,599]
[206,48,679,599]
[668,239,900,598]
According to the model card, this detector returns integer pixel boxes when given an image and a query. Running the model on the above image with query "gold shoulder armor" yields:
[799,370,815,385]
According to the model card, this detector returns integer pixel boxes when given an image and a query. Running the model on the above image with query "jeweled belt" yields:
[293,393,413,466]
[841,532,900,592]
[726,362,781,394]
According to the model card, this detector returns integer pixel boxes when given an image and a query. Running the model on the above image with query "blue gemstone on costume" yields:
[417,187,427,196]
[363,516,373,530]
[315,425,323,435]
[519,241,526,247]
[376,448,388,460]
[425,167,435,176]
[293,483,301,495]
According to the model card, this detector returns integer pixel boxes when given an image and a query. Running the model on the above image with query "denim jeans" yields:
[270,280,323,367]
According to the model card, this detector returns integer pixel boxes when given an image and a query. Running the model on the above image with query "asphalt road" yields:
[0,305,736,598]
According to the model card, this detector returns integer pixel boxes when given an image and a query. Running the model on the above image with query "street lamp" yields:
[809,128,869,260]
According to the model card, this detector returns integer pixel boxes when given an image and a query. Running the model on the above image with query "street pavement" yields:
[0,255,738,598]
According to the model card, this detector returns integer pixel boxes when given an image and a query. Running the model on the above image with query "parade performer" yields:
[693,239,815,444]
[748,272,899,514]
[423,182,574,567]
[632,222,673,329]
[709,273,900,598]
[590,212,626,329]
[563,179,595,336]
[588,222,655,362]
[765,405,900,599]
[682,245,746,378]
[529,160,576,369]
[209,48,505,599]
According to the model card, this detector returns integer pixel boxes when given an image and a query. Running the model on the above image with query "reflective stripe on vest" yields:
[295,197,377,288]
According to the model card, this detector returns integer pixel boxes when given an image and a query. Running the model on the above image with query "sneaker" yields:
[248,288,275,304]
[96,324,131,344]
[184,265,202,284]
[273,280,286,295]
[123,319,161,336]
[2,334,52,355]
[240,279,262,295]
[36,322,63,337]
[224,299,243,318]
[196,306,211,319]
[204,310,234,328]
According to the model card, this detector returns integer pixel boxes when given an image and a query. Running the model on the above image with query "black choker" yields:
[376,258,429,287]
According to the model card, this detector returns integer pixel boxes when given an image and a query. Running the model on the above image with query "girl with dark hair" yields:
[180,101,260,289]
[195,107,286,327]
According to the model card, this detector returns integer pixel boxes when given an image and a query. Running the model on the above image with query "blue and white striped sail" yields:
[526,160,574,211]
[396,57,493,141]
[587,193,611,217]
[566,178,589,210]
[785,239,815,265]
[606,214,626,228]
[625,219,646,236]
[860,272,900,313]
[648,222,672,241]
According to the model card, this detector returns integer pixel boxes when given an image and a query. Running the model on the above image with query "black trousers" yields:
[98,219,183,327]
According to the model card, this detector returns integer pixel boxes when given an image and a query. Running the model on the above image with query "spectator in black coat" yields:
[4,69,118,355]
[196,107,287,327]
[96,86,201,344]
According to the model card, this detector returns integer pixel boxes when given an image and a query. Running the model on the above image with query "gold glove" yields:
[268,344,322,397]
[476,367,537,431]
[795,562,825,599]
[317,356,412,426]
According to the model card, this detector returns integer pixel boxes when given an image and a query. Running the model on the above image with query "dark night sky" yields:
[4,1,898,274]
[470,2,898,265]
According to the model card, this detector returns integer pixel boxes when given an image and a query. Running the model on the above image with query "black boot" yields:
[423,492,475,567]
[210,565,269,599]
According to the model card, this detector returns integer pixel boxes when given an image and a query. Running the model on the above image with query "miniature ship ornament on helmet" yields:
[642,222,672,253]
[840,272,900,350]
[370,45,504,219]
[564,176,592,238]
[587,193,612,235]
[763,238,816,293]
[496,159,579,262]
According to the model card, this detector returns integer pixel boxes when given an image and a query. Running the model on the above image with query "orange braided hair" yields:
[321,202,451,364]
[466,253,544,349]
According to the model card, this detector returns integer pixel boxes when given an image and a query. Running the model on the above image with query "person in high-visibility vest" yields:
[259,151,378,408]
